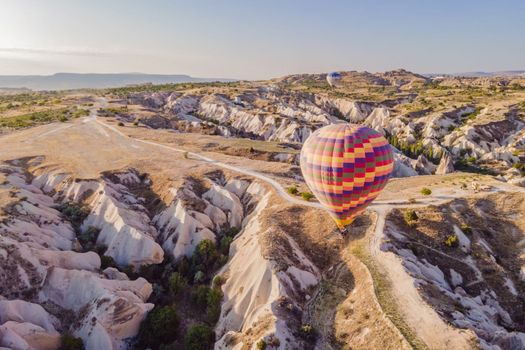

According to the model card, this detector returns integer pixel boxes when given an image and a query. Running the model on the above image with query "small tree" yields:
[256,339,267,350]
[300,192,314,201]
[445,235,459,247]
[193,239,218,269]
[138,305,179,348]
[421,187,432,195]
[219,236,233,255]
[212,275,225,288]
[192,285,211,308]
[184,324,214,350]
[460,224,472,235]
[168,272,187,295]
[194,270,205,284]
[206,288,223,323]
[60,333,84,350]
[286,186,298,195]
[100,255,116,270]
[403,210,418,224]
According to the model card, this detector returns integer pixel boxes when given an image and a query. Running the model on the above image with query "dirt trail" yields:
[3,106,523,349]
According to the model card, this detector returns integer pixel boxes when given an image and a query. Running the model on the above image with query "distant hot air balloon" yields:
[300,123,394,230]
[326,72,342,87]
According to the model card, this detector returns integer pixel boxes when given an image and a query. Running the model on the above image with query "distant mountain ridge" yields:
[0,73,235,91]
[426,70,525,78]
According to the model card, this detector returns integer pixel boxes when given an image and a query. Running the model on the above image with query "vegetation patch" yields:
[444,235,459,248]
[0,108,77,129]
[55,201,90,231]
[420,187,432,195]
[137,305,180,349]
[300,191,314,201]
[59,333,85,350]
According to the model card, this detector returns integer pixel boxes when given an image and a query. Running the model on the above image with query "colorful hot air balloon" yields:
[326,72,342,87]
[300,123,394,229]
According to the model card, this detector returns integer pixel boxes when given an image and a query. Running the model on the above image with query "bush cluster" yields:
[191,285,223,323]
[300,191,314,201]
[444,235,459,247]
[56,202,90,230]
[60,333,84,350]
[403,210,418,225]
[184,324,214,350]
[137,305,180,349]
[420,187,432,195]
[286,186,298,195]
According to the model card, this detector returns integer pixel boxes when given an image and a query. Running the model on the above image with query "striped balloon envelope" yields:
[300,123,394,229]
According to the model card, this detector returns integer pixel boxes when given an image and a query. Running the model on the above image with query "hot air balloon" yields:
[300,123,394,230]
[326,72,342,87]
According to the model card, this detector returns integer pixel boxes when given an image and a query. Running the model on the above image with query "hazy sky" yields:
[1,0,524,79]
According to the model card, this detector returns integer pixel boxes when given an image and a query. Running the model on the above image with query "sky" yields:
[0,0,524,79]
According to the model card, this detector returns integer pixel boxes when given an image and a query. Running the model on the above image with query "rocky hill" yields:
[103,70,525,185]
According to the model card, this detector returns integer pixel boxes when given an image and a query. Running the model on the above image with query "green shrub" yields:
[403,210,418,224]
[192,285,211,308]
[100,255,116,270]
[60,333,84,350]
[420,187,432,195]
[286,186,298,195]
[138,305,179,348]
[224,226,240,236]
[301,324,313,334]
[73,109,90,118]
[184,324,214,350]
[217,254,229,267]
[206,288,223,323]
[78,226,100,251]
[465,156,477,164]
[195,239,217,264]
[194,270,205,284]
[460,224,472,235]
[256,339,267,350]
[300,192,314,201]
[299,323,317,341]
[176,256,191,278]
[133,121,139,126]
[168,272,187,295]
[56,202,90,230]
[193,239,219,272]
[117,121,124,126]
[512,162,525,175]
[444,235,459,247]
[212,275,225,288]
[0,108,73,129]
[219,236,233,255]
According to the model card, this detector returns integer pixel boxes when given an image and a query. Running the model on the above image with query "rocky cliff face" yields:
[0,158,265,349]
[124,83,525,180]
[0,160,153,349]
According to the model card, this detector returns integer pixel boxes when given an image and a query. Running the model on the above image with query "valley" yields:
[1,71,524,350]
